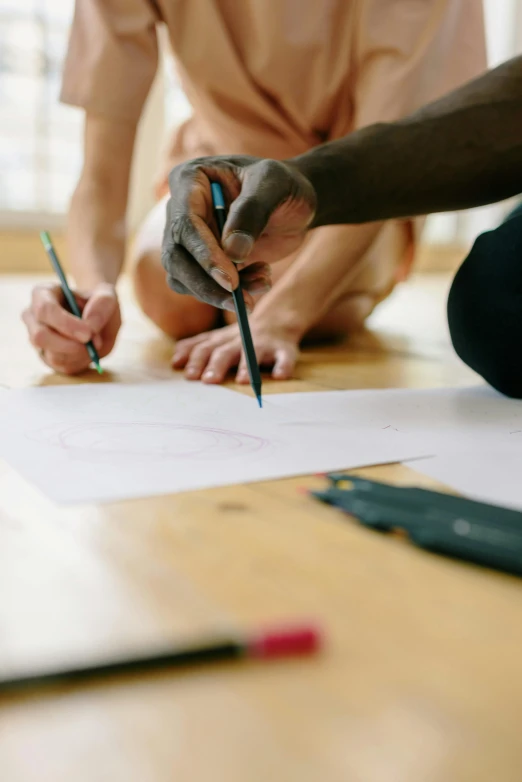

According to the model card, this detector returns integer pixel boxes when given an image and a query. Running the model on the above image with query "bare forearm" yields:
[68,181,127,288]
[68,116,136,289]
[254,222,383,336]
[293,56,522,226]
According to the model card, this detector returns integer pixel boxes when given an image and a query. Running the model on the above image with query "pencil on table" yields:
[0,623,320,692]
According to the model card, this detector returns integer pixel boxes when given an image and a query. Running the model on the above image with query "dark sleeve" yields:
[447,211,522,398]
[291,56,522,227]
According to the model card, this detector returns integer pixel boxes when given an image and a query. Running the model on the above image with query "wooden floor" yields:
[1,273,522,782]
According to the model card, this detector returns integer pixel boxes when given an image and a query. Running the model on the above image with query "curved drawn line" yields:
[26,421,274,464]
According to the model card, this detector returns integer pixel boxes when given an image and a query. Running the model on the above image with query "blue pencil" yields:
[210,183,262,407]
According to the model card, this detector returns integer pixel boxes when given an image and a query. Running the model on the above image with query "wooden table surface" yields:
[1,274,521,782]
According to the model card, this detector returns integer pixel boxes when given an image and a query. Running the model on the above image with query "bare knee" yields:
[131,195,217,339]
[133,249,217,340]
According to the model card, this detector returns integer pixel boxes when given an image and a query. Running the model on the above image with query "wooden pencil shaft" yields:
[39,231,101,370]
[210,188,262,403]
[232,286,261,388]
[0,641,243,692]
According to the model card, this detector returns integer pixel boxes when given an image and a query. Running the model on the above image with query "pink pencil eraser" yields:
[249,625,322,659]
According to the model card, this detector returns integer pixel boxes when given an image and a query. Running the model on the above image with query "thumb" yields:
[222,160,298,260]
[82,283,118,333]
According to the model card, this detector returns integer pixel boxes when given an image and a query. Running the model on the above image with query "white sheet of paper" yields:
[270,384,522,444]
[410,448,522,510]
[0,382,429,505]
[270,385,522,508]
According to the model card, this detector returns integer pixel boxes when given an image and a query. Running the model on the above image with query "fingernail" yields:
[221,298,236,313]
[224,232,254,260]
[87,319,103,334]
[210,267,233,292]
[247,281,271,296]
[203,370,215,381]
[74,328,91,342]
[186,367,198,378]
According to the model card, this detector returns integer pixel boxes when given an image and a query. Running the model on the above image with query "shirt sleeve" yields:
[60,0,159,124]
[349,0,486,253]
[351,0,487,130]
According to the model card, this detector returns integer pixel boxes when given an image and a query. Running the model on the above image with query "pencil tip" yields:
[257,395,263,408]
[96,364,103,375]
[40,230,51,249]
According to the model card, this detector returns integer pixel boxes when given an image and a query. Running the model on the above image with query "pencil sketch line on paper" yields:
[24,422,275,464]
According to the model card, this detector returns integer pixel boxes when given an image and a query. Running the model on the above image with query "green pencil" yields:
[39,231,103,374]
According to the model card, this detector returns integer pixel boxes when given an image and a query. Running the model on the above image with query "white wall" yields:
[484,0,520,65]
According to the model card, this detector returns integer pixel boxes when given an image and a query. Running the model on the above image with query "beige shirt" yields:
[61,0,486,281]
